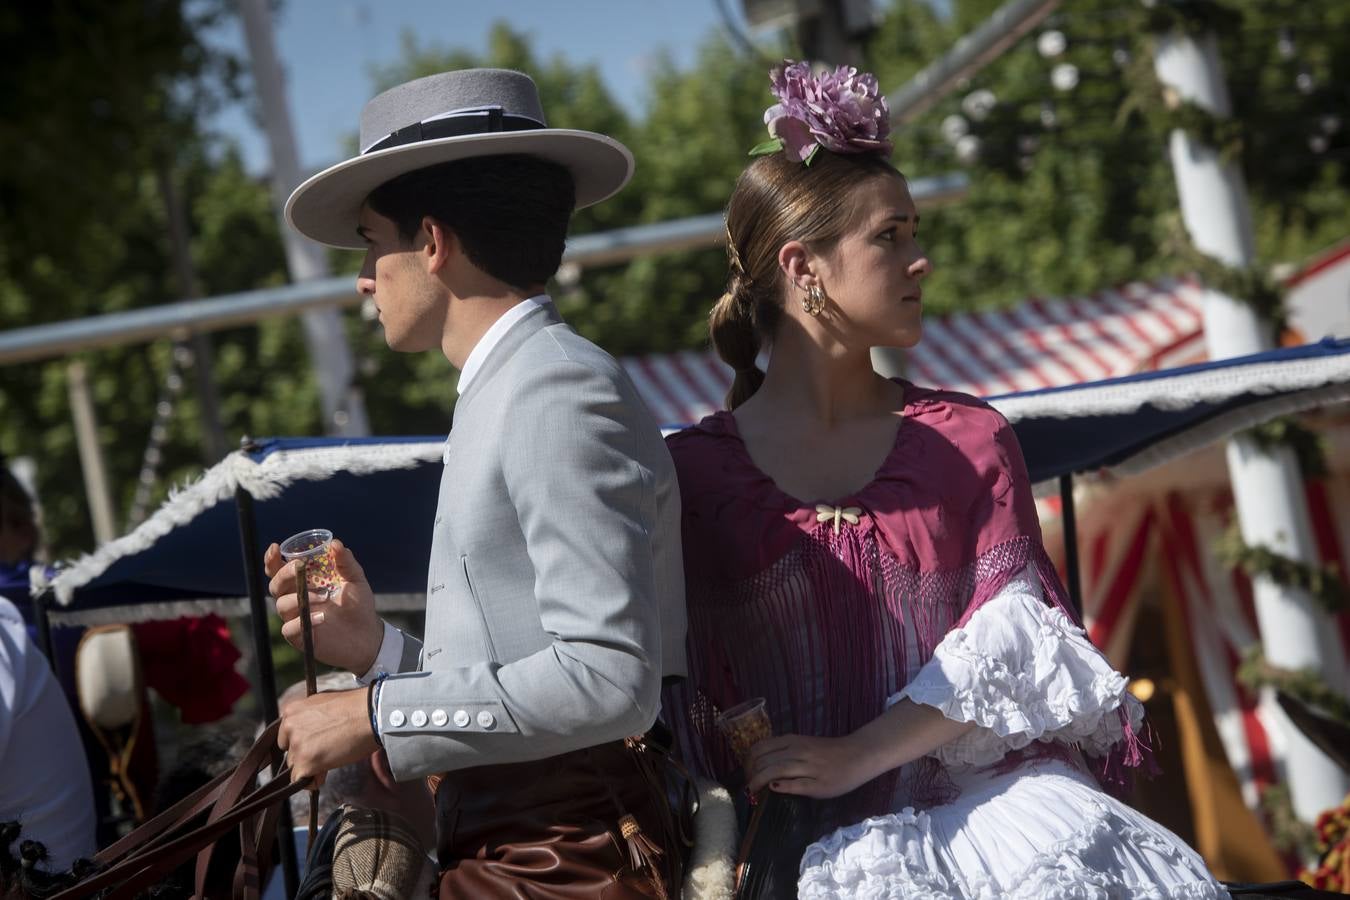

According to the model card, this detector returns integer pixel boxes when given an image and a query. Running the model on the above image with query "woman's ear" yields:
[778,239,814,290]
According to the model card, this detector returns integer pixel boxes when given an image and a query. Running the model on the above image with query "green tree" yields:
[0,1,299,556]
[862,0,1350,315]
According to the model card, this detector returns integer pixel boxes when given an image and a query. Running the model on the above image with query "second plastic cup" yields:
[715,697,772,763]
[279,528,342,599]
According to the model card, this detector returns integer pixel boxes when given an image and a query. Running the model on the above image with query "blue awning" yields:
[989,337,1350,484]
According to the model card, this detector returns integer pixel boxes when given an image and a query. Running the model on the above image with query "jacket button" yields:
[431,709,448,727]
[410,710,428,728]
[476,710,495,730]
[452,710,471,728]
[388,709,406,728]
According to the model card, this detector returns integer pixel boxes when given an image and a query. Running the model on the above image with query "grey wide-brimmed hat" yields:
[285,68,634,249]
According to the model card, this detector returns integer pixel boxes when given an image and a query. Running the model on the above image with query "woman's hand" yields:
[745,732,879,799]
[742,700,979,799]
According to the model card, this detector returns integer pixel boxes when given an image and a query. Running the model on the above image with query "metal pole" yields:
[1059,474,1082,620]
[238,0,370,438]
[1152,27,1350,820]
[0,173,969,367]
[33,588,56,673]
[798,0,865,66]
[66,360,117,544]
[234,484,279,722]
[885,0,1061,124]
[233,472,300,895]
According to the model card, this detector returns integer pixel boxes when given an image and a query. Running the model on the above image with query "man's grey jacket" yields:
[376,302,687,780]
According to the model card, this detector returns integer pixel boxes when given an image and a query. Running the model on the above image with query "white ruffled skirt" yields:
[798,759,1226,899]
[798,566,1228,898]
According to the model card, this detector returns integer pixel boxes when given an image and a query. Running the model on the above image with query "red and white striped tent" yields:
[620,274,1209,425]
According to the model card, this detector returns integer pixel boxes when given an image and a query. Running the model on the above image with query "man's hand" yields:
[266,539,383,673]
[744,733,877,799]
[277,688,380,783]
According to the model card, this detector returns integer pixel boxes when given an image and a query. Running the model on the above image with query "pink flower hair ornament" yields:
[750,60,894,165]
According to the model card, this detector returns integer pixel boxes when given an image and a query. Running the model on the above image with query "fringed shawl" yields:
[660,384,1141,825]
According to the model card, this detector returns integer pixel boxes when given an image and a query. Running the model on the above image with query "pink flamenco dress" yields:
[661,384,1227,899]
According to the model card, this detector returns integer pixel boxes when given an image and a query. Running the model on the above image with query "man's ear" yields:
[422,216,455,275]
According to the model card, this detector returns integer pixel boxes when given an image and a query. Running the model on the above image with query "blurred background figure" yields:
[0,467,97,870]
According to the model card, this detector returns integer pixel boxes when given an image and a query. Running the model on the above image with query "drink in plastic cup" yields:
[279,528,342,599]
[716,697,772,763]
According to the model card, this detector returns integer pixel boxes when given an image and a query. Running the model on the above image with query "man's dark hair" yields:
[365,154,576,291]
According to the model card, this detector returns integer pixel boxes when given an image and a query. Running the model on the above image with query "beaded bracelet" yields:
[368,673,388,747]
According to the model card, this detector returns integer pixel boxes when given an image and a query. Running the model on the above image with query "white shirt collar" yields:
[456,294,552,396]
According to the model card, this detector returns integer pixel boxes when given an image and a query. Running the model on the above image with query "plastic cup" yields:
[715,697,772,763]
[279,528,342,599]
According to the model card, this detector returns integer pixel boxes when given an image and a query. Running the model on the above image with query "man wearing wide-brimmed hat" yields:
[264,69,687,898]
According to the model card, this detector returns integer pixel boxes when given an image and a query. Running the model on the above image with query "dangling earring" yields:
[802,284,826,316]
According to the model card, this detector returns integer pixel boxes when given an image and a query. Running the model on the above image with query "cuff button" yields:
[431,709,448,727]
[452,709,471,728]
[410,709,429,728]
[388,709,406,728]
[476,710,496,729]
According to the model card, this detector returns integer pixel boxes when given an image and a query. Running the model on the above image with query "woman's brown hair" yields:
[711,149,902,409]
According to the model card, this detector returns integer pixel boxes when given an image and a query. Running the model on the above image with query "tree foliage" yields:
[0,1,308,556]
[863,0,1350,315]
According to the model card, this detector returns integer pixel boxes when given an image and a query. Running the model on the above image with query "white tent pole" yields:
[238,0,369,437]
[1152,29,1350,822]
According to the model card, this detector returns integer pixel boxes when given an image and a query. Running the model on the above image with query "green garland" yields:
[1238,648,1348,850]
[1237,646,1350,728]
[1119,53,1246,163]
[1159,224,1287,330]
[1247,418,1330,479]
[1216,524,1349,616]
[1259,782,1318,858]
[1116,2,1288,327]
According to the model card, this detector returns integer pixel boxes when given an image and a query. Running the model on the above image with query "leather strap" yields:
[193,720,286,896]
[51,720,304,900]
[104,773,304,900]
[52,773,303,899]
[92,766,232,865]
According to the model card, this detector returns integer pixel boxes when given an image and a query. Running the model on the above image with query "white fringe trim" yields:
[1111,382,1350,478]
[41,591,429,627]
[990,349,1350,421]
[40,441,444,607]
[1026,381,1350,496]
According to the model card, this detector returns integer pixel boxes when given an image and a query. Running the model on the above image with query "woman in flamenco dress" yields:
[661,60,1229,899]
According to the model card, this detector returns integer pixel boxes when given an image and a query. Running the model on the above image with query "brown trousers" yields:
[432,741,680,899]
